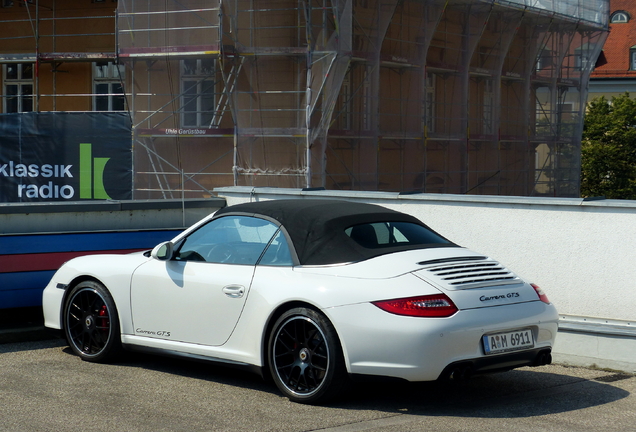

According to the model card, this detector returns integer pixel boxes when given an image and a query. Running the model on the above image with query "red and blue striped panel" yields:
[0,230,182,309]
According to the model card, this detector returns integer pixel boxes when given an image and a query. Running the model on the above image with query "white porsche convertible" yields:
[43,199,558,404]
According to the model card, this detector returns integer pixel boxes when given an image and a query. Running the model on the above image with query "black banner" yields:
[0,112,132,202]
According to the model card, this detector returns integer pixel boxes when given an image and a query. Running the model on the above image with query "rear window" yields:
[345,222,449,249]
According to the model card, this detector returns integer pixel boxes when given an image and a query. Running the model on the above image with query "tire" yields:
[268,307,348,404]
[63,280,122,363]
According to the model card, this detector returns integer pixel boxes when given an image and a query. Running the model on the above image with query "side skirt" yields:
[122,343,265,378]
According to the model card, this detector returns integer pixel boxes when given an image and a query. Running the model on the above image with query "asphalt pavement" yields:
[1,307,636,431]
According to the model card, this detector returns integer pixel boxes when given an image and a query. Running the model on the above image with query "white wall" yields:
[215,187,636,372]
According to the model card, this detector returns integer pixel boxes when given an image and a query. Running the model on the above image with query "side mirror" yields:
[151,241,174,261]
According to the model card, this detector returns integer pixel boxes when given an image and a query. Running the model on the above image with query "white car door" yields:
[130,215,279,346]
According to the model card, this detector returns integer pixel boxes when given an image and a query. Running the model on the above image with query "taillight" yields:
[531,283,550,304]
[372,294,458,317]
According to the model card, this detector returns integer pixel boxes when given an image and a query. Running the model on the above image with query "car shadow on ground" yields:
[79,347,631,419]
[339,370,632,418]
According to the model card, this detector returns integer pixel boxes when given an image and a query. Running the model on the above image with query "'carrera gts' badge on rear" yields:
[480,292,520,302]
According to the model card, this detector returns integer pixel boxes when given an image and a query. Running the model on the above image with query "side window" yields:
[175,216,278,265]
[258,230,293,266]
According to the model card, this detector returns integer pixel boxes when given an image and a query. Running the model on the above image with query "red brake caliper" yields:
[98,305,110,338]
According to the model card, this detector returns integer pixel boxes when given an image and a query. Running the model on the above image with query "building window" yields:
[631,49,636,71]
[536,48,552,71]
[93,61,125,111]
[424,72,436,134]
[482,79,494,134]
[2,63,33,113]
[181,58,215,127]
[558,102,574,122]
[575,49,591,71]
[610,11,630,23]
[340,73,352,130]
[362,66,372,131]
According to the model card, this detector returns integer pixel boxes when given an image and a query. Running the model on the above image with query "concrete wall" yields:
[0,199,223,235]
[215,186,636,373]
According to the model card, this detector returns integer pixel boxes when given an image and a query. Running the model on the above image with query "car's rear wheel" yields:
[268,307,348,404]
[63,281,122,363]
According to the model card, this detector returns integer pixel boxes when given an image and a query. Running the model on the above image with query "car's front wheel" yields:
[63,280,122,363]
[268,307,348,404]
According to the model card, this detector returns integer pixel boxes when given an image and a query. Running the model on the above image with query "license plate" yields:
[482,328,534,355]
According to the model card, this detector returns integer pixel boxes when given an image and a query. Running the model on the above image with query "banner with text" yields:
[0,112,132,202]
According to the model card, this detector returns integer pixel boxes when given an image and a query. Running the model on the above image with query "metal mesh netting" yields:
[116,0,608,198]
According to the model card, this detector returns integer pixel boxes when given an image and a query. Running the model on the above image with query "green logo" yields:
[79,143,112,199]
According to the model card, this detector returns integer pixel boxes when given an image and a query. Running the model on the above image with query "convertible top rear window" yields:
[346,221,450,249]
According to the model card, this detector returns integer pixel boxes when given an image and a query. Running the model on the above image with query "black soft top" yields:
[214,199,454,265]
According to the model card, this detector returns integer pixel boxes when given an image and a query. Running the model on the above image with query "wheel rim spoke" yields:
[66,288,111,356]
[273,315,330,396]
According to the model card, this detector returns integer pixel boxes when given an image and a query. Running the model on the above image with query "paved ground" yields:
[1,329,635,432]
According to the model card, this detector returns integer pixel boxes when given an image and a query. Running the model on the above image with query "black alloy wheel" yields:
[64,280,122,362]
[268,307,348,404]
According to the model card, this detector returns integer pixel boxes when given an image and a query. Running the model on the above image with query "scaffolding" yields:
[2,0,608,199]
[0,1,121,113]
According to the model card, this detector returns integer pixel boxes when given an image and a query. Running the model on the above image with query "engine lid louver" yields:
[417,257,521,290]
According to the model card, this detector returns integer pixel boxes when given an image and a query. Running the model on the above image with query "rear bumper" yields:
[326,300,558,382]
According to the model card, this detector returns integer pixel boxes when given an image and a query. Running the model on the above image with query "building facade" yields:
[588,0,636,99]
[1,1,609,199]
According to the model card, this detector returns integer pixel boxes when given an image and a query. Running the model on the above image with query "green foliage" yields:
[581,93,636,199]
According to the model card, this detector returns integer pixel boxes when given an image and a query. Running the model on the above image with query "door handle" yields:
[222,285,245,298]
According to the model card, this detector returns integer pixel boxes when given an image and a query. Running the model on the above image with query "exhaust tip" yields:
[534,350,552,366]
[448,364,474,381]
